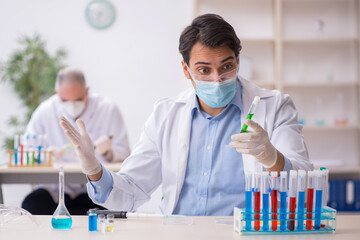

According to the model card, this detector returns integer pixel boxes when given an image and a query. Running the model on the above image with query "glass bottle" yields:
[97,214,106,232]
[88,209,97,231]
[106,214,115,232]
[51,166,72,229]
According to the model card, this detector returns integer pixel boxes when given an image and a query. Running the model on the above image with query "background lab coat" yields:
[90,77,313,214]
[26,93,131,201]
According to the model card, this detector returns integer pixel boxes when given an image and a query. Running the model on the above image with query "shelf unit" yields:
[193,0,360,175]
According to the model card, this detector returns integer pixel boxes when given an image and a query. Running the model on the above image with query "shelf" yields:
[282,38,358,43]
[283,82,359,88]
[251,81,274,89]
[194,0,360,176]
[241,38,274,43]
[302,125,360,131]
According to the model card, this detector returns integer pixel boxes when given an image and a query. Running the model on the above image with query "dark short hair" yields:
[179,14,242,65]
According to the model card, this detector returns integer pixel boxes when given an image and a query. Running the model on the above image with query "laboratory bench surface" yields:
[1,214,360,240]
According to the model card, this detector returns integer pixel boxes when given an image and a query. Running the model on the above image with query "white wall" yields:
[0,0,193,211]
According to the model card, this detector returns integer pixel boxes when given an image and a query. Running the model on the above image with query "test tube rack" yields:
[8,150,53,167]
[234,206,336,235]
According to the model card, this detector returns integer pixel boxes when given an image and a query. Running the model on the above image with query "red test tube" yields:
[306,171,315,230]
[253,173,261,231]
[270,171,278,231]
[20,135,24,165]
[288,170,298,231]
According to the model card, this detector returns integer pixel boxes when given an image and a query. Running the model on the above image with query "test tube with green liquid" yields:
[241,96,260,133]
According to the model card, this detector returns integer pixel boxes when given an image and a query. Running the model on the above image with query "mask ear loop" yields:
[185,64,195,81]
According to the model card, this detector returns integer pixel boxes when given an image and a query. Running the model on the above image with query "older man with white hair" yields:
[22,67,131,215]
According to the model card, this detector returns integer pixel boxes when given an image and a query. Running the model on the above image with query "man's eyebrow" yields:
[60,95,85,102]
[194,56,235,65]
[75,96,85,101]
[221,56,234,63]
[194,61,211,65]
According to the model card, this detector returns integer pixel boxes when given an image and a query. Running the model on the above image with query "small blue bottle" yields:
[89,209,97,231]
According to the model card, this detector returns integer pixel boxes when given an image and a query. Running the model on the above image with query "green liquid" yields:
[240,113,254,133]
[52,217,72,229]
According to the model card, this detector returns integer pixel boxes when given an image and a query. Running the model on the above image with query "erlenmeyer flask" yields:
[51,166,72,229]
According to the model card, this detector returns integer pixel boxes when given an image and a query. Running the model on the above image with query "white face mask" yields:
[62,101,86,119]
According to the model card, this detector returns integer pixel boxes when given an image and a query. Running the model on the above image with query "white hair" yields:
[55,67,86,90]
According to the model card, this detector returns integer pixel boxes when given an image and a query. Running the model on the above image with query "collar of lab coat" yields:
[171,76,277,212]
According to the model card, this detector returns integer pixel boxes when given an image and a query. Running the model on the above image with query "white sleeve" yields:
[97,106,162,211]
[271,94,314,171]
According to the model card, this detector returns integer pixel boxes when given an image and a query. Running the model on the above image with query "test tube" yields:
[241,96,260,132]
[314,170,323,230]
[270,171,278,231]
[42,134,48,163]
[25,135,30,165]
[261,172,270,231]
[20,135,24,166]
[320,168,329,207]
[306,171,315,230]
[297,170,306,231]
[32,135,36,165]
[279,171,287,231]
[288,170,297,231]
[253,172,261,231]
[37,135,42,164]
[245,171,252,231]
[14,135,19,165]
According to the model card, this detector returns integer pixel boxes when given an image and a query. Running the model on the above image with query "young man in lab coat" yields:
[60,14,313,216]
[22,67,131,215]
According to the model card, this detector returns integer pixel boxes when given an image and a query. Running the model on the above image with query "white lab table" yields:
[0,214,359,240]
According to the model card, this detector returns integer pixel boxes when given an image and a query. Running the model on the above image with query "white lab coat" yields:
[26,93,130,201]
[90,77,313,214]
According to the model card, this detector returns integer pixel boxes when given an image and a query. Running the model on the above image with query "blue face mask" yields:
[195,77,237,108]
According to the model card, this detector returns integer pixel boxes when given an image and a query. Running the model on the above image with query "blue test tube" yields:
[37,135,42,164]
[245,171,252,231]
[14,135,19,165]
[297,170,306,231]
[314,170,323,230]
[261,172,270,231]
[279,171,287,231]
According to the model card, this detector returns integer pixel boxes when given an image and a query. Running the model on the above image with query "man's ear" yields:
[181,60,191,80]
[236,55,240,65]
